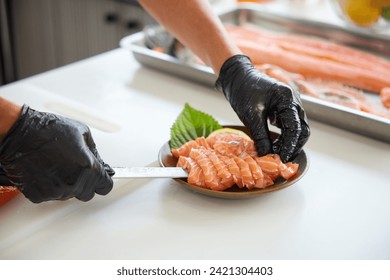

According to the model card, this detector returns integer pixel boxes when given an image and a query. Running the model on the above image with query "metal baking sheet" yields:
[120,6,390,143]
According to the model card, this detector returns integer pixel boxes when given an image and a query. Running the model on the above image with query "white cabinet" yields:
[9,0,153,80]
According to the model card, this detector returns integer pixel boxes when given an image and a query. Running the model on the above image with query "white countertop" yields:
[1,1,390,260]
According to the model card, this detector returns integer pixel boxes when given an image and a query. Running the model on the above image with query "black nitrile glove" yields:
[0,105,114,203]
[216,55,310,162]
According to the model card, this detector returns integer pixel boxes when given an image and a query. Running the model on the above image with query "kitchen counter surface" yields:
[1,2,390,260]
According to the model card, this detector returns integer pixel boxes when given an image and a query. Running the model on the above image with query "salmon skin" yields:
[172,133,299,191]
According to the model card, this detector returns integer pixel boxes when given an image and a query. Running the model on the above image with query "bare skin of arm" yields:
[138,0,242,74]
[0,97,22,141]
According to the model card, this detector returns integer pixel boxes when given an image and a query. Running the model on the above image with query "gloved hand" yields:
[0,105,115,203]
[216,55,310,162]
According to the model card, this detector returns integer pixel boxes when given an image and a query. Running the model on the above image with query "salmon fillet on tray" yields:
[120,6,390,143]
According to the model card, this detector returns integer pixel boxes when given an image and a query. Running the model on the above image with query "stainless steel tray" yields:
[120,6,390,143]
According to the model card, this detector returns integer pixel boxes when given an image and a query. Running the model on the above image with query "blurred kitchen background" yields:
[0,0,157,85]
[0,0,388,85]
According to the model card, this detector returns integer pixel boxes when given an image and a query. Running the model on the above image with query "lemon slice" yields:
[208,127,251,140]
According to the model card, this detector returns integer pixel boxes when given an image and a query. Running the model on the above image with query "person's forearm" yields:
[138,0,242,74]
[0,97,22,140]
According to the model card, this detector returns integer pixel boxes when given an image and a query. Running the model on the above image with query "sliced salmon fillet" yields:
[172,139,200,158]
[255,155,280,180]
[225,24,390,93]
[255,63,390,119]
[189,148,222,190]
[220,155,242,188]
[174,133,299,191]
[227,24,390,73]
[177,156,205,188]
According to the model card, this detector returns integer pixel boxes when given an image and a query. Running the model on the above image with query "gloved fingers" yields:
[92,146,115,178]
[0,165,13,186]
[75,165,113,201]
[271,84,310,162]
[272,107,302,162]
[92,149,115,178]
[75,160,114,200]
[298,108,311,148]
[289,112,310,160]
[84,128,115,178]
[74,167,97,202]
[103,163,115,177]
[0,165,6,176]
[95,180,113,196]
[75,130,114,200]
[87,140,115,196]
[21,178,65,203]
[22,188,46,203]
[75,189,95,202]
[94,165,114,196]
[249,116,273,156]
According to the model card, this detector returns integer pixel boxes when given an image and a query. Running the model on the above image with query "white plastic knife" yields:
[112,167,188,179]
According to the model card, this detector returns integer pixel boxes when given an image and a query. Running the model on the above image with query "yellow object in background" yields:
[370,0,390,8]
[343,0,382,26]
[371,0,390,21]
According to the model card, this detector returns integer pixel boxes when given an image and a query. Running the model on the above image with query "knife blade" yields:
[0,167,188,187]
[112,167,188,179]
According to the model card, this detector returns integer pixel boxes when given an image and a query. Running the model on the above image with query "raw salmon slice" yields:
[174,133,299,191]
